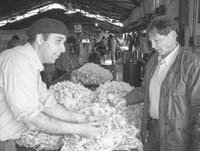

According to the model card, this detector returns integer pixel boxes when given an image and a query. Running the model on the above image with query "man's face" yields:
[149,29,177,56]
[39,33,66,63]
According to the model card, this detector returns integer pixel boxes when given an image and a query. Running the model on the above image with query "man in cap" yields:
[0,18,101,151]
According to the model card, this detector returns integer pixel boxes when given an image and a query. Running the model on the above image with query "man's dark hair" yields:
[147,15,179,36]
[27,33,50,44]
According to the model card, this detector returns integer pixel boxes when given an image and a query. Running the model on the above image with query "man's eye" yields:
[56,39,62,44]
[155,39,161,43]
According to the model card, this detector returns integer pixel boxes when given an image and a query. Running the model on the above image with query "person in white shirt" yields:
[124,15,200,151]
[0,18,101,151]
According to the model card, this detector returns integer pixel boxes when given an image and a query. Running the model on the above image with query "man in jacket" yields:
[0,18,100,151]
[125,15,200,151]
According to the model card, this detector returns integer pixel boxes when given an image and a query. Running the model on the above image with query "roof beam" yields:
[103,0,140,7]
[130,0,141,7]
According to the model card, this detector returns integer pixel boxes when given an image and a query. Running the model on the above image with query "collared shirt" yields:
[0,43,57,141]
[149,45,179,119]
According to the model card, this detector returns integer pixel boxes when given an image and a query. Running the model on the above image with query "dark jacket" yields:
[125,46,200,151]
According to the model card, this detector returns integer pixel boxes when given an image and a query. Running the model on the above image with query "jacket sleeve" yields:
[125,83,145,105]
[124,52,158,106]
[189,61,200,151]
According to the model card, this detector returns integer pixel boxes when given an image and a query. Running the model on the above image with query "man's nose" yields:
[60,45,66,53]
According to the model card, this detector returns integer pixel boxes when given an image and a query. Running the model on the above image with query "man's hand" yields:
[107,93,127,107]
[78,122,101,139]
[118,98,127,106]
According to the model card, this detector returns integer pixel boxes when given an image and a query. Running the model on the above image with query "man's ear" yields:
[35,34,44,45]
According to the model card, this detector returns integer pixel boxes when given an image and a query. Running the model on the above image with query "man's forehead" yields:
[49,33,66,39]
[149,31,163,40]
[148,27,159,35]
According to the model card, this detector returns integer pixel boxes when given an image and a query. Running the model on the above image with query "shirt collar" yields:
[158,44,179,66]
[25,43,44,71]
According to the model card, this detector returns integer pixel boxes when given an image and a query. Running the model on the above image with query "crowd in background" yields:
[89,34,123,64]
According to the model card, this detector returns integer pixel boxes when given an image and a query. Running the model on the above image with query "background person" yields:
[0,18,101,151]
[124,15,200,151]
[7,34,21,49]
[94,36,108,58]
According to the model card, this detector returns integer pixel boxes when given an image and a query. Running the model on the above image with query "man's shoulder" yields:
[0,45,30,65]
[176,47,200,74]
[181,47,200,63]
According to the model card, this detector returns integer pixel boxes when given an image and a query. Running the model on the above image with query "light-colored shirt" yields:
[149,45,179,119]
[0,43,57,141]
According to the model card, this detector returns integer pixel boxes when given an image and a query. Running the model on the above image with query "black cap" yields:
[27,18,68,37]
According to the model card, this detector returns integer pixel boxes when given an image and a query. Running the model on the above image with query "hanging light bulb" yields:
[65,2,76,14]
[95,22,98,27]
